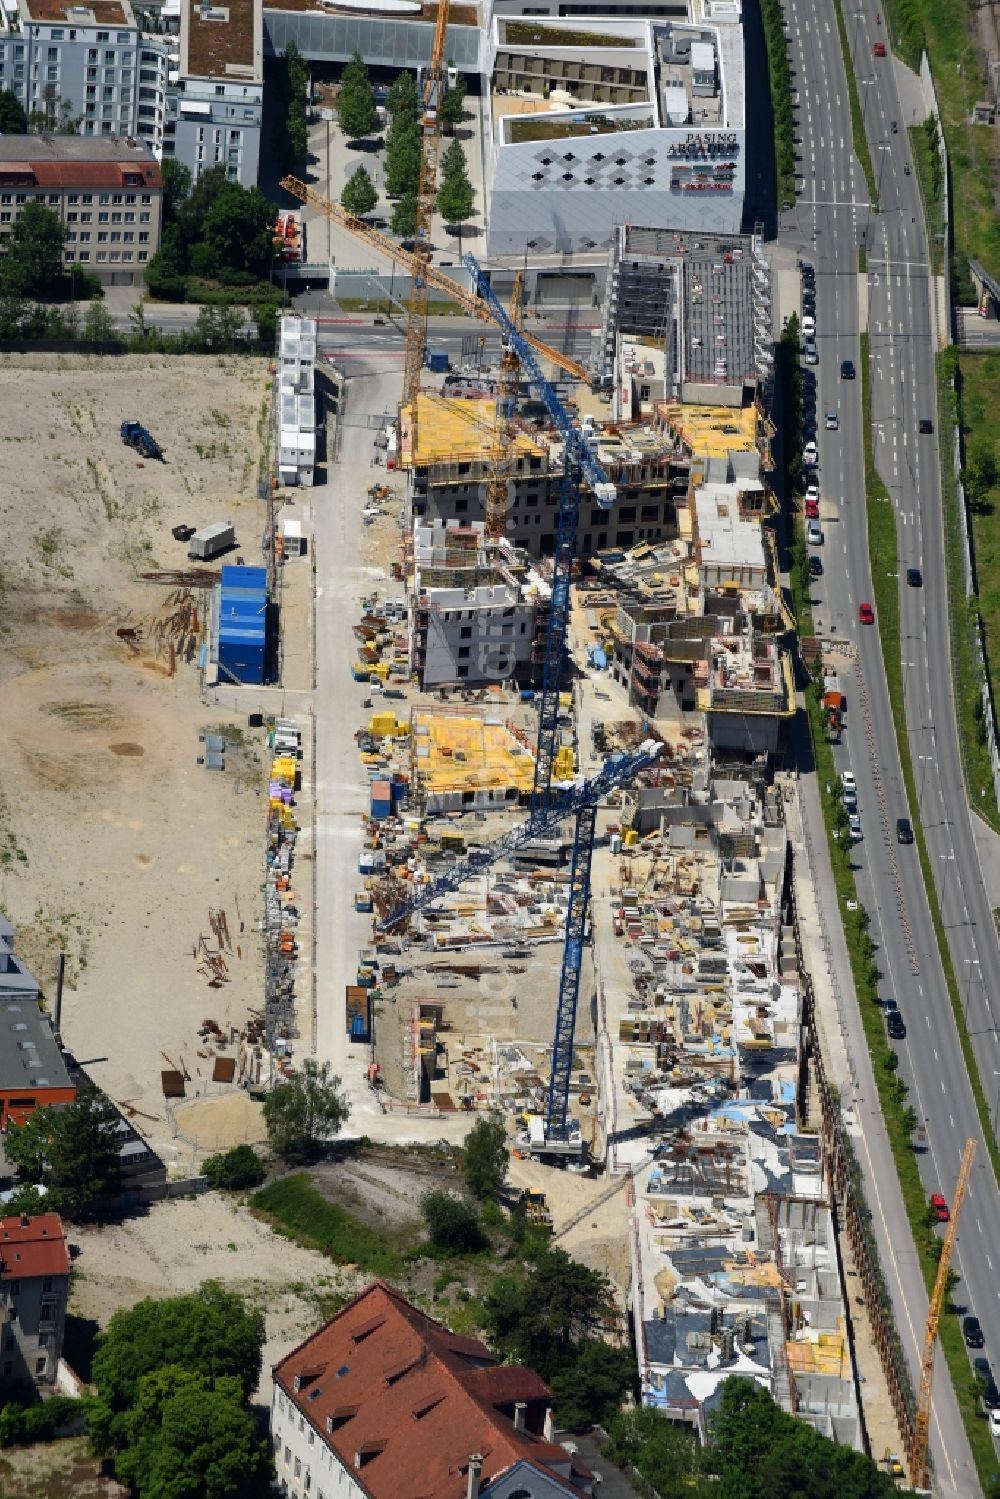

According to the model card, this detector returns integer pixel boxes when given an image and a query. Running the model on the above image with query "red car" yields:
[859,602,875,624]
[805,498,820,518]
[930,1193,950,1222]
[872,41,887,56]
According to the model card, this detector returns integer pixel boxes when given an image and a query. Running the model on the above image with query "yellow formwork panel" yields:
[411,710,536,793]
[400,392,550,468]
[655,401,759,460]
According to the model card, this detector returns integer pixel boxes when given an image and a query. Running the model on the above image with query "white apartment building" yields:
[162,0,262,187]
[0,0,142,136]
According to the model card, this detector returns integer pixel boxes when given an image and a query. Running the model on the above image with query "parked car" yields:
[848,811,863,841]
[906,567,923,587]
[805,498,820,518]
[896,817,914,844]
[841,359,856,379]
[809,554,823,577]
[805,483,820,503]
[843,783,858,809]
[801,315,816,336]
[842,771,857,794]
[887,1012,906,1040]
[930,1192,950,1223]
[807,520,823,546]
[805,342,819,365]
[859,601,875,624]
[963,1315,985,1349]
[803,440,818,466]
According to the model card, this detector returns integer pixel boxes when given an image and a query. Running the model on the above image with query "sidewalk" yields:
[788,711,976,1497]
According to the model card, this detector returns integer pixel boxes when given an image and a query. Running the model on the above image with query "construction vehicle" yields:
[519,1188,553,1231]
[823,689,844,743]
[120,420,164,461]
[909,1136,977,1489]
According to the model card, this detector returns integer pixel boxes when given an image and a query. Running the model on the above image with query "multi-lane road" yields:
[784,0,998,1489]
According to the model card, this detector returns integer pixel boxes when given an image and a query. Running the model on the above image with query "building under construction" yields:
[408,521,551,690]
[402,389,692,560]
[600,224,774,407]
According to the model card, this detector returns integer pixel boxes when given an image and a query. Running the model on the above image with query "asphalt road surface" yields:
[783,0,998,1490]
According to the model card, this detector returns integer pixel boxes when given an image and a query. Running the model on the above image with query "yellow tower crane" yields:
[485,268,523,540]
[910,1136,977,1490]
[279,176,590,386]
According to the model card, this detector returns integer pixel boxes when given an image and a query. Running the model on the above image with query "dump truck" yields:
[121,420,164,460]
[823,690,845,743]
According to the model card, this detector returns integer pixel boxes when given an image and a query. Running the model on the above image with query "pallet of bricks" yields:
[265,718,303,1055]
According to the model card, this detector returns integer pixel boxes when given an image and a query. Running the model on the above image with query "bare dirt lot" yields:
[68,1193,361,1398]
[0,353,276,1165]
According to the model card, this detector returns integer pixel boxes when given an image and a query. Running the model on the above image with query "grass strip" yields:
[908,116,945,276]
[936,352,1000,829]
[252,1172,405,1277]
[883,0,1000,296]
[831,0,878,207]
[760,0,796,208]
[860,333,1000,1487]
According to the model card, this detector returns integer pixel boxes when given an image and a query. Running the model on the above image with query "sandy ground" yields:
[68,1194,363,1403]
[0,354,277,1167]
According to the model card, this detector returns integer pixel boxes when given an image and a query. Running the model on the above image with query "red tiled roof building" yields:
[270,1280,595,1499]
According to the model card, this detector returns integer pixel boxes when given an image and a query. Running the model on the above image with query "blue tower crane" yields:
[384,254,627,1156]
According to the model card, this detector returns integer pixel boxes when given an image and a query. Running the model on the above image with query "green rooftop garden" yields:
[503,21,640,48]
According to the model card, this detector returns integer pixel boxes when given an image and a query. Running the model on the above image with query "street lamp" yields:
[963,957,982,1024]
[939,851,955,915]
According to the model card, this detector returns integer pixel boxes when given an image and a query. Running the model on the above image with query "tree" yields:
[337,51,376,140]
[0,199,65,295]
[144,222,188,301]
[284,41,310,162]
[194,304,245,350]
[161,158,192,228]
[391,194,417,239]
[87,1282,265,1459]
[4,1086,122,1216]
[461,1113,509,1200]
[0,88,27,134]
[441,74,467,131]
[604,1407,709,1498]
[421,1190,484,1252]
[341,165,378,218]
[263,1058,349,1161]
[114,1367,271,1499]
[483,1247,614,1379]
[387,70,419,119]
[707,1378,900,1499]
[384,113,420,198]
[438,139,474,226]
[197,181,276,278]
[82,300,116,343]
[548,1339,636,1431]
[201,1144,265,1191]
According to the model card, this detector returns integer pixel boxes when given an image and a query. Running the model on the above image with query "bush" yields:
[0,1396,81,1448]
[202,1145,265,1191]
[421,1190,484,1253]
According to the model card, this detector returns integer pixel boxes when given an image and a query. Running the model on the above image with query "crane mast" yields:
[402,0,451,450]
[910,1137,976,1489]
[485,270,523,541]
